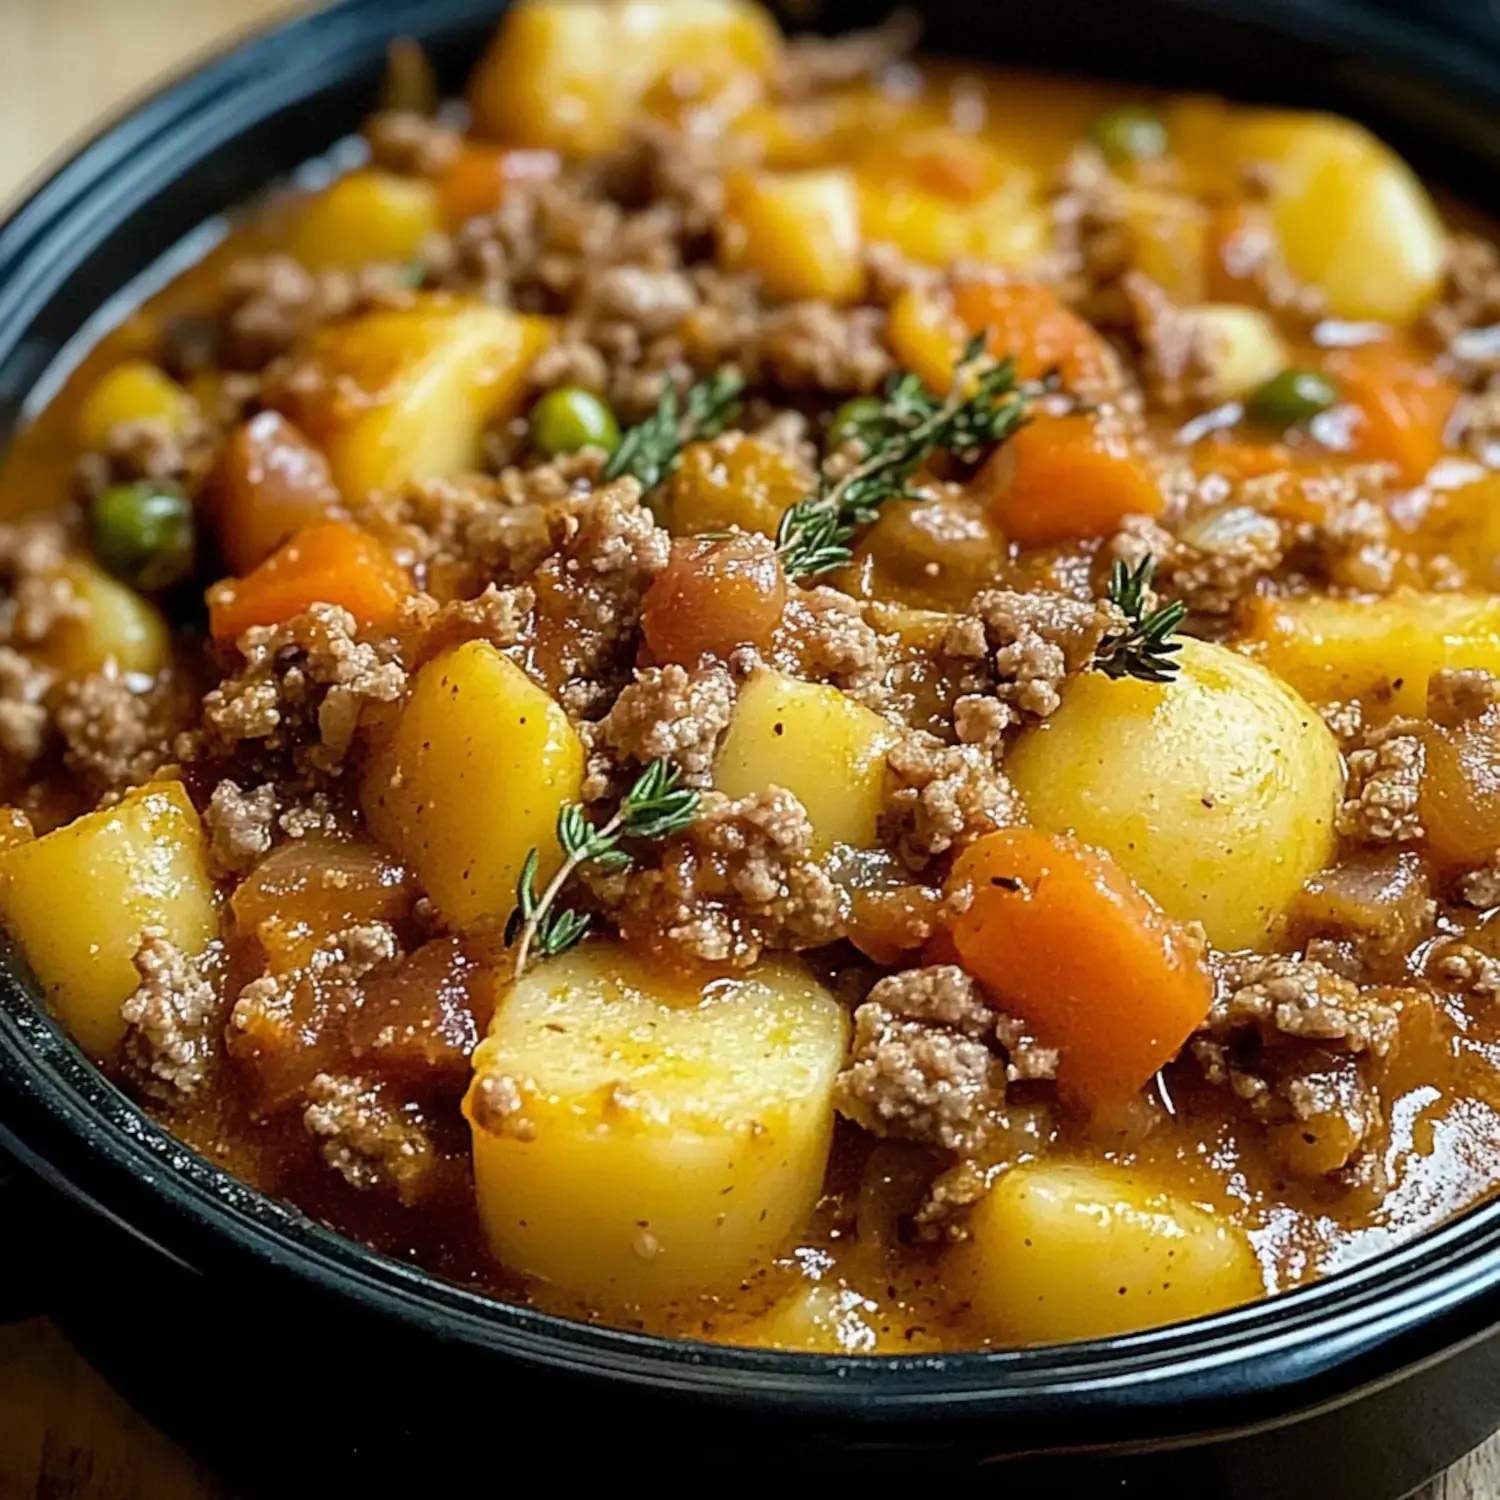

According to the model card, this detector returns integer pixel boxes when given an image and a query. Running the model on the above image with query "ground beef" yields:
[1192,953,1402,1175]
[119,931,221,1102]
[1429,939,1500,999]
[1455,860,1500,910]
[0,647,55,773]
[1121,271,1218,408]
[204,779,277,877]
[186,604,406,775]
[582,663,735,800]
[406,583,535,664]
[882,731,1022,870]
[778,586,894,706]
[364,109,466,177]
[302,1072,435,1203]
[1428,667,1500,727]
[76,411,214,500]
[1337,730,1425,844]
[1425,233,1500,376]
[1110,508,1283,621]
[54,669,183,794]
[0,518,85,650]
[591,787,846,967]
[748,302,894,393]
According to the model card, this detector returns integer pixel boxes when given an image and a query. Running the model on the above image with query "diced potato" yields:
[287,170,441,271]
[714,667,899,853]
[1230,112,1446,323]
[363,641,584,932]
[949,1162,1263,1344]
[743,1282,882,1353]
[42,560,171,680]
[0,782,216,1055]
[1122,189,1210,304]
[76,362,196,451]
[1186,303,1287,398]
[720,169,864,304]
[469,0,781,155]
[270,295,549,502]
[1241,590,1500,717]
[858,179,1048,270]
[466,943,847,1304]
[662,432,808,538]
[1007,637,1342,950]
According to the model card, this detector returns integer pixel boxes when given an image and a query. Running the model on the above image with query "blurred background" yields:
[0,0,299,206]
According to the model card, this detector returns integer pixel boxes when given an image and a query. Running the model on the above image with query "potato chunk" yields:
[1007,637,1341,950]
[720,169,864,304]
[0,782,216,1055]
[469,0,781,155]
[76,362,196,451]
[714,667,899,853]
[466,944,847,1304]
[1242,590,1500,717]
[42,560,171,680]
[950,1162,1263,1344]
[287,170,440,271]
[363,642,584,932]
[270,296,549,502]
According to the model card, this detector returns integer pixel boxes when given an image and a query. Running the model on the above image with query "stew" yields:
[3,0,1500,1355]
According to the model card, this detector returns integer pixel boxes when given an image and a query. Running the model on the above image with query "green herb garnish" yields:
[506,759,700,973]
[1094,556,1188,683]
[602,371,746,492]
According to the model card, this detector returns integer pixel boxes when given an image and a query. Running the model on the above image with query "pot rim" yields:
[2,0,1500,1434]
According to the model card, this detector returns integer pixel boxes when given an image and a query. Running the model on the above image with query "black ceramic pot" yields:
[3,2,1500,1493]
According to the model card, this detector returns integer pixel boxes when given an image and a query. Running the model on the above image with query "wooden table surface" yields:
[0,2,1496,1496]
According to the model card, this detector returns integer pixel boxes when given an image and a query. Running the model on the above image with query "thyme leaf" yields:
[602,370,746,492]
[1093,556,1188,683]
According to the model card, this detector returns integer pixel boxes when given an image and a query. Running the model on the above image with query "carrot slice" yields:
[435,144,561,228]
[208,520,409,640]
[946,828,1212,1108]
[1327,342,1459,485]
[981,411,1163,546]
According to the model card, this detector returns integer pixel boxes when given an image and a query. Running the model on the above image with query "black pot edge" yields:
[0,0,1498,1469]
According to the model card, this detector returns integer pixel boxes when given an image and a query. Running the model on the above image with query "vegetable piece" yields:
[88,484,196,592]
[435,144,561,227]
[888,280,1110,396]
[529,386,620,457]
[980,412,1162,546]
[207,521,408,641]
[1089,104,1168,165]
[714,666,899,853]
[946,828,1213,1106]
[42,560,170,680]
[230,837,413,974]
[641,536,788,662]
[287,170,441,271]
[1240,590,1500,717]
[826,397,886,454]
[1122,190,1210,305]
[1245,367,1339,428]
[1187,304,1287,400]
[214,411,343,576]
[1422,709,1500,866]
[852,491,1005,609]
[744,1283,883,1353]
[468,0,781,155]
[719,168,865,304]
[661,431,808,538]
[465,943,846,1304]
[0,782,216,1055]
[1008,637,1342,950]
[270,296,550,502]
[950,1162,1262,1343]
[1228,111,1446,323]
[363,641,585,932]
[603,370,745,494]
[75,362,196,451]
[1325,343,1459,485]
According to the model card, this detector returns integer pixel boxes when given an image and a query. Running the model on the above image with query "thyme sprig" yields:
[777,334,1047,580]
[506,759,700,974]
[1093,556,1188,683]
[603,370,746,492]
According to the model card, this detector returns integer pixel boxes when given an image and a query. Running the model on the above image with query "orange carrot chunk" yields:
[981,411,1163,546]
[208,520,409,641]
[435,144,561,228]
[946,828,1212,1108]
[1327,342,1459,485]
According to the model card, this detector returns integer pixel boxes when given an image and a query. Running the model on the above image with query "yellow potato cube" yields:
[42,560,171,680]
[469,0,781,155]
[949,1161,1264,1344]
[714,667,899,853]
[720,169,864,304]
[858,180,1047,270]
[76,362,196,451]
[1008,637,1342,950]
[1241,590,1500,717]
[270,295,549,502]
[466,943,847,1304]
[0,782,216,1055]
[364,641,584,932]
[287,170,440,271]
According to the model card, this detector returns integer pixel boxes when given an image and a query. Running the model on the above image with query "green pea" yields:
[531,387,620,457]
[826,396,886,453]
[1089,105,1169,166]
[1246,368,1341,429]
[89,483,196,592]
